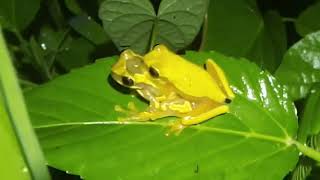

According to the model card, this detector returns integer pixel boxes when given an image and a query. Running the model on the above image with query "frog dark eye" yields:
[149,67,159,78]
[225,98,232,104]
[122,76,134,86]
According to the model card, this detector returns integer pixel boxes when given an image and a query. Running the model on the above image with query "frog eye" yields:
[149,66,159,78]
[121,76,134,86]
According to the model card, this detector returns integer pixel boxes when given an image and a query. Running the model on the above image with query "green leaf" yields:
[0,27,50,180]
[295,1,320,36]
[298,86,320,142]
[64,0,85,15]
[246,11,287,73]
[99,0,208,54]
[275,31,320,100]
[69,15,110,45]
[25,50,299,179]
[202,0,262,56]
[0,0,40,31]
[29,36,52,81]
[56,37,95,70]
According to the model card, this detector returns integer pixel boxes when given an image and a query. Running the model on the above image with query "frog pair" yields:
[111,45,235,135]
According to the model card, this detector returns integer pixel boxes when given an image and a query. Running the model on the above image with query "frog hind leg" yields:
[181,105,229,126]
[167,104,229,136]
[205,59,235,99]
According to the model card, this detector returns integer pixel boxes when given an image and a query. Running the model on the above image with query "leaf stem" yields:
[199,13,208,51]
[13,29,32,57]
[294,141,320,162]
[149,18,158,52]
[282,17,296,23]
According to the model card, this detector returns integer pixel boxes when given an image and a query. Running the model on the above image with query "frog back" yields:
[144,45,227,103]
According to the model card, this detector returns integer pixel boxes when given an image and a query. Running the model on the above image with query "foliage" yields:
[2,0,320,179]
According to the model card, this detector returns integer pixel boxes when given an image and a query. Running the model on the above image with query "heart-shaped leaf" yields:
[25,51,299,179]
[275,31,320,100]
[98,0,208,54]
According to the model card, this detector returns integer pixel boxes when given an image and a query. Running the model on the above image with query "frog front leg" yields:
[168,100,230,135]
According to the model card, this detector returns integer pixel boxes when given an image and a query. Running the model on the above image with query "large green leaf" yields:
[98,0,208,54]
[275,31,320,100]
[25,51,300,179]
[202,0,262,57]
[295,1,320,36]
[0,0,40,31]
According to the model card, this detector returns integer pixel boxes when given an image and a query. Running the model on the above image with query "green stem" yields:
[0,26,50,180]
[199,13,208,51]
[13,30,32,57]
[294,141,320,162]
[47,28,70,69]
[282,17,296,23]
[149,18,158,52]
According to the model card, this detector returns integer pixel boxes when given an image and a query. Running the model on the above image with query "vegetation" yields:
[1,0,320,179]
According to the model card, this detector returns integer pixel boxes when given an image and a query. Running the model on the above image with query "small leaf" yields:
[298,86,320,142]
[25,51,298,179]
[155,0,209,51]
[29,36,52,81]
[202,0,262,56]
[64,0,85,15]
[56,37,95,70]
[295,1,320,36]
[275,31,320,100]
[69,15,110,45]
[0,0,40,31]
[99,0,208,53]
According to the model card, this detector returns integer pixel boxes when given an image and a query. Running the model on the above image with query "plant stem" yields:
[149,18,158,52]
[294,141,320,162]
[13,29,32,57]
[282,17,296,23]
[199,13,208,51]
[0,26,51,180]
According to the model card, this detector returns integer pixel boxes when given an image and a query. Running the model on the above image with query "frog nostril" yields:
[225,98,232,104]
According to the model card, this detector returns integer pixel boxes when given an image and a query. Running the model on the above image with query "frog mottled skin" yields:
[111,45,235,134]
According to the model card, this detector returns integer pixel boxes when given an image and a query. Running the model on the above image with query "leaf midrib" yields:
[34,120,289,144]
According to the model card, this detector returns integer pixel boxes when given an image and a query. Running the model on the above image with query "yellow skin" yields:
[111,45,235,134]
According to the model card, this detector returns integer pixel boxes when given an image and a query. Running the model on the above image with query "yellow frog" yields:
[111,45,235,134]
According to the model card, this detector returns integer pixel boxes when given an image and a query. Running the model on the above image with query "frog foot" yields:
[166,120,186,136]
[114,102,139,114]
